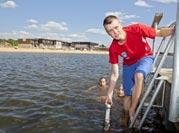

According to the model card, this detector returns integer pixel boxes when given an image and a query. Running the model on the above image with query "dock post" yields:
[169,1,179,123]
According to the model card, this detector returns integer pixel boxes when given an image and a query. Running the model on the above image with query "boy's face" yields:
[104,19,125,41]
[100,78,106,87]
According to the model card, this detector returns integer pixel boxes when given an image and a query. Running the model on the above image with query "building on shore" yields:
[18,38,64,49]
[71,41,98,50]
[17,38,102,50]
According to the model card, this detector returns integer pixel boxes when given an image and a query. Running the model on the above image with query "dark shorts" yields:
[123,56,154,96]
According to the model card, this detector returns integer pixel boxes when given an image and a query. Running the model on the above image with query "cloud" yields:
[151,0,177,4]
[0,1,17,8]
[0,30,90,42]
[0,30,33,39]
[86,28,106,35]
[105,11,139,22]
[25,20,69,32]
[27,19,39,24]
[41,21,68,32]
[134,0,153,8]
[25,19,39,29]
[0,30,72,42]
[26,24,38,29]
[38,32,60,40]
[68,33,89,41]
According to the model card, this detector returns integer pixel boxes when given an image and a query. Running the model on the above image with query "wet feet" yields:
[128,115,140,129]
[120,112,130,127]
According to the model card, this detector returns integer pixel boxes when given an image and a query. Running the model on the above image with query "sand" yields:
[0,47,108,55]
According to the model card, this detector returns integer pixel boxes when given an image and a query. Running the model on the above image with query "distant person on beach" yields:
[103,15,175,126]
[86,77,124,103]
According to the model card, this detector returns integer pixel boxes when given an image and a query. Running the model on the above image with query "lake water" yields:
[0,52,173,133]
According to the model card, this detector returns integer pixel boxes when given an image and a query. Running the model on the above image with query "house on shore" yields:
[18,38,64,49]
[17,39,34,48]
[72,41,98,50]
[17,38,100,50]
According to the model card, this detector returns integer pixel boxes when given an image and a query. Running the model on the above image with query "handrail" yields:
[151,12,163,68]
[129,34,175,128]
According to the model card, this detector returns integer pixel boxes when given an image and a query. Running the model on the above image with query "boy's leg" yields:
[122,64,136,126]
[123,96,131,126]
[129,56,154,120]
[129,72,144,119]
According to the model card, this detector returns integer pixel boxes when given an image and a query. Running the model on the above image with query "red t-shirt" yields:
[109,23,156,65]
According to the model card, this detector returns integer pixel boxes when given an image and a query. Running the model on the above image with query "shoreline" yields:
[0,48,108,55]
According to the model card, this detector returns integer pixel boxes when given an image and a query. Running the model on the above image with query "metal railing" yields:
[129,20,176,129]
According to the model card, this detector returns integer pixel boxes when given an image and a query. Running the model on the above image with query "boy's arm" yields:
[156,27,175,37]
[86,85,97,92]
[106,64,119,104]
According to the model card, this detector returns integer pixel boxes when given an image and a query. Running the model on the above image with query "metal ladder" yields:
[129,23,176,129]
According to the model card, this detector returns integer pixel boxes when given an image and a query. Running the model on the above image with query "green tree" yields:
[7,39,18,47]
[99,44,106,48]
[0,39,6,45]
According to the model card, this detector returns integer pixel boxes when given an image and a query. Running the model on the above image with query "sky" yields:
[0,0,177,46]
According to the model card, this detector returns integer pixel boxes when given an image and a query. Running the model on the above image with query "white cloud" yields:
[16,31,31,36]
[38,32,59,40]
[105,11,139,22]
[134,0,153,8]
[9,20,70,40]
[0,1,17,8]
[41,21,68,32]
[26,24,38,29]
[27,19,39,24]
[151,0,177,4]
[86,28,106,35]
[58,37,72,42]
[0,30,73,42]
[0,30,95,43]
[0,30,33,39]
[25,19,39,29]
[39,32,89,42]
[69,33,89,41]
[38,32,89,42]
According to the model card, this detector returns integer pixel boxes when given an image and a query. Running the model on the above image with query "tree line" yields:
[0,39,18,47]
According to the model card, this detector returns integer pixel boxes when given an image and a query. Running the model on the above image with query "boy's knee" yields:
[135,72,144,80]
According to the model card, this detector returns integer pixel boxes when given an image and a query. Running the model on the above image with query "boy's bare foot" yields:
[120,111,130,127]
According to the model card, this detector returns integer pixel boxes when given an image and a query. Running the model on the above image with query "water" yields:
[0,53,173,133]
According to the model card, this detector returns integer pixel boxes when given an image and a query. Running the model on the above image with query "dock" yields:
[160,68,173,83]
[159,68,179,131]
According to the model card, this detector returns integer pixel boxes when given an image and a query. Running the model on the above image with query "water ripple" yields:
[0,53,171,132]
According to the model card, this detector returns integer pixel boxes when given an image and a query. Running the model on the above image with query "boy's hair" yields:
[103,15,118,27]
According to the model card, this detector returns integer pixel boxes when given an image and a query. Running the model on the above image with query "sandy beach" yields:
[0,47,108,55]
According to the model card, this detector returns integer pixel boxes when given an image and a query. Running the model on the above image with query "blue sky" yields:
[0,0,177,46]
